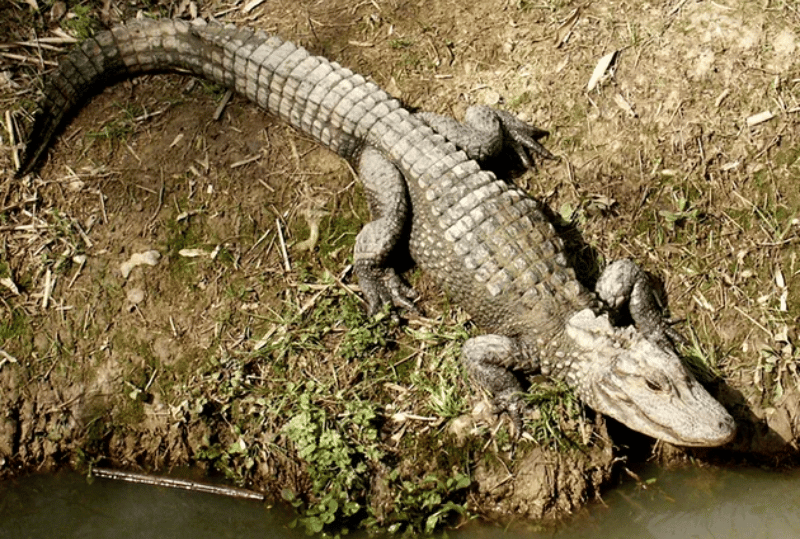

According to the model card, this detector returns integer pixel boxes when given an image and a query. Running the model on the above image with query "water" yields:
[1,465,799,539]
[493,465,800,539]
[0,470,306,539]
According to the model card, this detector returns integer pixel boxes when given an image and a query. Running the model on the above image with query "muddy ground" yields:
[1,0,799,533]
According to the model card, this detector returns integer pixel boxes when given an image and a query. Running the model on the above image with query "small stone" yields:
[481,89,501,106]
[126,287,145,304]
[120,250,161,279]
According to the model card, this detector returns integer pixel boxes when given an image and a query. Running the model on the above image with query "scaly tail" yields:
[18,18,394,176]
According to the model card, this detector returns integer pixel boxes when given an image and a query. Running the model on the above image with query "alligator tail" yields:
[18,18,396,176]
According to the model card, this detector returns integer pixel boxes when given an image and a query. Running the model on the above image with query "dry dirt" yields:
[1,0,800,531]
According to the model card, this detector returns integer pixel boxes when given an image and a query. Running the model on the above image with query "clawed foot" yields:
[493,109,558,167]
[417,105,558,168]
[641,320,688,352]
[495,392,526,437]
[596,259,688,352]
[354,261,418,316]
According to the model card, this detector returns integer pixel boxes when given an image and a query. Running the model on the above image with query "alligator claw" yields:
[494,109,558,165]
[355,261,418,316]
[644,321,689,353]
[496,392,526,437]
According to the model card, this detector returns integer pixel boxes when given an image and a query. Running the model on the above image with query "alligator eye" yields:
[645,379,663,391]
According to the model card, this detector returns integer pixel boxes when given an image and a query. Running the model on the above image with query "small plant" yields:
[680,322,725,379]
[659,195,700,230]
[405,323,469,419]
[424,372,467,419]
[336,295,393,361]
[383,471,471,534]
[199,80,229,99]
[508,91,533,109]
[86,103,145,141]
[389,38,414,49]
[282,386,384,535]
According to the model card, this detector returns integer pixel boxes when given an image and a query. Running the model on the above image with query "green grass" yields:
[86,102,146,141]
[522,380,586,451]
[171,275,483,535]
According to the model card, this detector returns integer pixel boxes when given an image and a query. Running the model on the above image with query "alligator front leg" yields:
[353,146,417,315]
[595,259,686,349]
[417,105,556,166]
[461,334,529,431]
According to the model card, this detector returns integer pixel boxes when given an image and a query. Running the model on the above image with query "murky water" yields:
[0,470,305,539]
[2,465,799,539]
[481,465,800,539]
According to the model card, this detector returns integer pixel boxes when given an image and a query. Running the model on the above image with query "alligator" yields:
[17,18,735,447]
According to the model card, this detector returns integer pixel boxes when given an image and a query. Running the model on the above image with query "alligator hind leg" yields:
[353,146,417,315]
[461,334,528,431]
[417,105,556,166]
[595,259,686,349]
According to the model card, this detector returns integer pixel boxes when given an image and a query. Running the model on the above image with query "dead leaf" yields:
[50,1,66,20]
[0,277,19,295]
[178,248,210,258]
[126,287,145,305]
[613,93,637,117]
[746,110,774,126]
[587,51,618,91]
[554,8,580,47]
[242,0,266,13]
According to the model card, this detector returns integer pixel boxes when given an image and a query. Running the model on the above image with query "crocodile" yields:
[17,18,735,447]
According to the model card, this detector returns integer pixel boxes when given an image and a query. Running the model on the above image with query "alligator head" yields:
[563,309,736,447]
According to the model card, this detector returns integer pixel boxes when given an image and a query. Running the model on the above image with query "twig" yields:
[5,110,19,171]
[242,0,267,13]
[0,223,52,232]
[213,89,233,121]
[733,305,773,337]
[246,228,271,255]
[92,468,265,501]
[0,51,58,66]
[11,35,77,46]
[149,176,166,226]
[276,217,291,271]
[98,190,108,224]
[230,153,262,168]
[42,269,53,310]
[71,219,94,249]
[297,285,330,316]
[67,255,87,289]
[332,264,367,307]
[0,196,38,214]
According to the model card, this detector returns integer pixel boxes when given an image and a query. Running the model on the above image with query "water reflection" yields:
[608,466,800,539]
[451,465,800,539]
[1,465,799,539]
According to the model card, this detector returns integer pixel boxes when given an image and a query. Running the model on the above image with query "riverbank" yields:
[1,0,799,533]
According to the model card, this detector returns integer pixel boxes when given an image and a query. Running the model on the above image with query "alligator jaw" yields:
[565,309,736,448]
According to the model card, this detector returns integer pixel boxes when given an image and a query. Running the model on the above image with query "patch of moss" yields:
[0,307,28,344]
[62,4,101,39]
[76,397,114,464]
[773,144,800,168]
